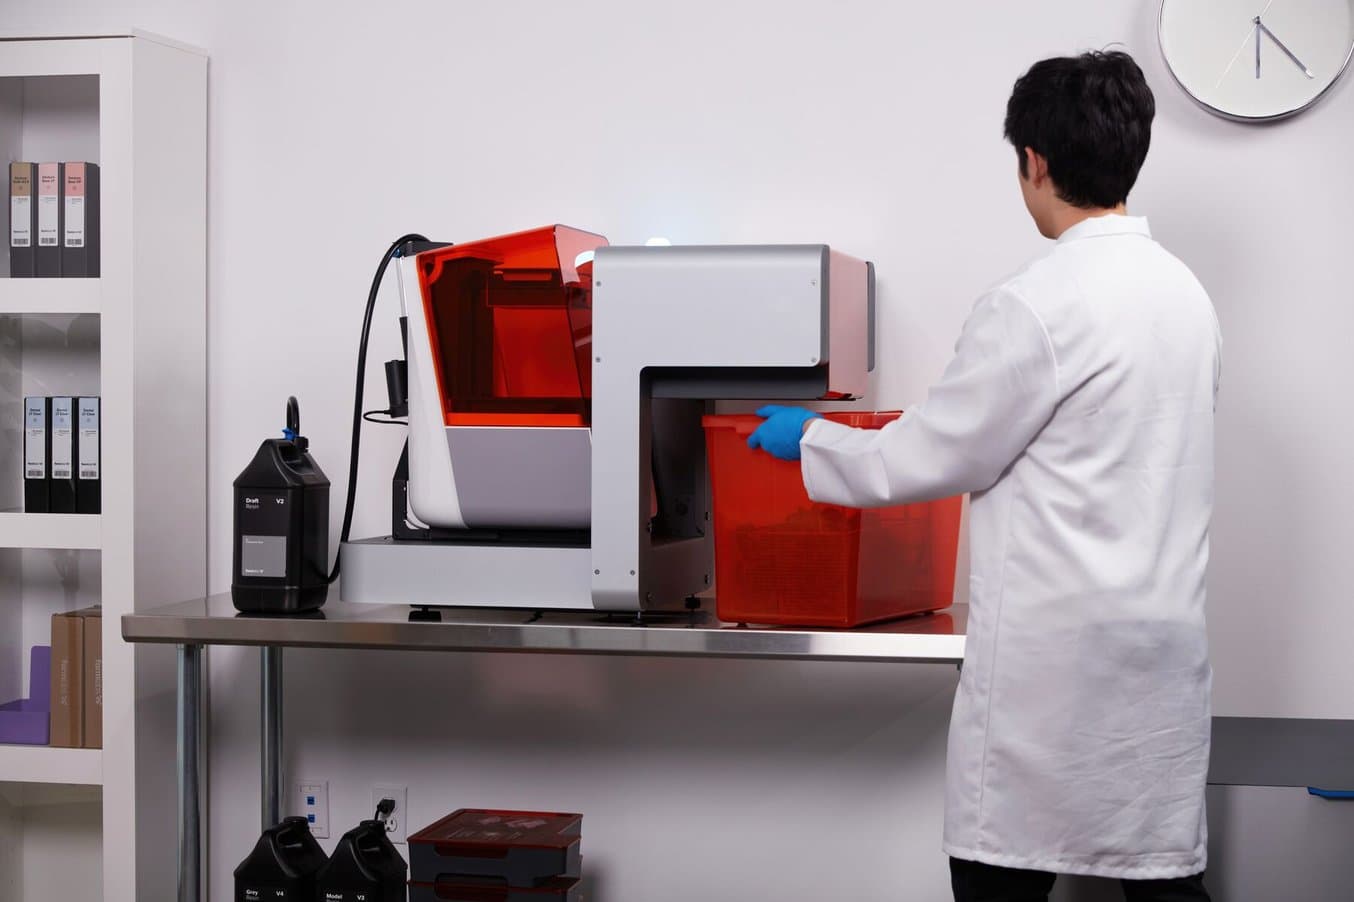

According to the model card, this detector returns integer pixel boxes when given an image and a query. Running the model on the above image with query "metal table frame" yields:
[125,595,967,902]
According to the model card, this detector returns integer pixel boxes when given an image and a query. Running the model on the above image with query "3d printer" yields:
[340,225,874,612]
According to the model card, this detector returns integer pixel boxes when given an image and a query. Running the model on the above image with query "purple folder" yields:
[0,645,52,745]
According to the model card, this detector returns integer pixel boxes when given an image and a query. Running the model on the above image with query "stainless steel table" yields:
[123,594,967,902]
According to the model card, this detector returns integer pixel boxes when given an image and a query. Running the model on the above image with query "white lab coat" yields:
[801,215,1219,879]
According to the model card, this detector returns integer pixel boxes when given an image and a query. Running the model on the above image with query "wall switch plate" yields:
[372,784,408,844]
[295,780,329,839]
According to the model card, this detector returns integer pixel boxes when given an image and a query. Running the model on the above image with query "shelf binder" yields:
[35,162,63,277]
[50,396,78,513]
[9,162,37,277]
[49,611,85,748]
[77,606,102,749]
[24,396,50,513]
[77,396,101,514]
[62,162,100,277]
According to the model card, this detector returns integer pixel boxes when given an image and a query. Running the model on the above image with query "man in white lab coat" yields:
[750,51,1218,901]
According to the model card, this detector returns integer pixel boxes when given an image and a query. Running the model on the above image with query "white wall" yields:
[9,0,1354,898]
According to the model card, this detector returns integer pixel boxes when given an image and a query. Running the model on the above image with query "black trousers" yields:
[951,857,1212,902]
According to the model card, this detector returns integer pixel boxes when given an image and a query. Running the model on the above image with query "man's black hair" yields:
[1004,50,1155,209]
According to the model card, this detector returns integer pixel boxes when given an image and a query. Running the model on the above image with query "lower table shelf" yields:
[0,744,102,786]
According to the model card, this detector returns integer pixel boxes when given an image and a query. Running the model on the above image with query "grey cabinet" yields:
[1052,786,1353,902]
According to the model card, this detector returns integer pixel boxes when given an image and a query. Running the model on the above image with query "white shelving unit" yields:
[0,32,206,900]
[0,745,102,786]
[0,279,101,315]
[0,513,101,550]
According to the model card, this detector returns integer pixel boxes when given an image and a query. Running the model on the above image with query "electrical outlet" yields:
[372,784,408,844]
[295,780,329,839]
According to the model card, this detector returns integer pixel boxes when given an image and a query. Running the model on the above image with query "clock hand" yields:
[1255,17,1261,78]
[1257,18,1316,78]
[1215,0,1279,89]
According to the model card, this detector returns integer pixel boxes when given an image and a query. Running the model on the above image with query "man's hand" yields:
[747,405,821,461]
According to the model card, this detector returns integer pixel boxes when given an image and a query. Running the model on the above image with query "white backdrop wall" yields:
[8,1,1354,899]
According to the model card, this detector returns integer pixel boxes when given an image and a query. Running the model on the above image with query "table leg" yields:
[261,646,283,828]
[177,643,204,902]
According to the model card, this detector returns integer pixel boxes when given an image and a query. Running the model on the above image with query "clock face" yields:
[1159,0,1354,120]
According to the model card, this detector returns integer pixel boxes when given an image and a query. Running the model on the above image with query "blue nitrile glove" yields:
[747,405,821,461]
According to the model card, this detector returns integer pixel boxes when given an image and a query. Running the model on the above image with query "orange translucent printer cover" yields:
[416,225,608,427]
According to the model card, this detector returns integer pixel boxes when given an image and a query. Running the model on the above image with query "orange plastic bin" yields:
[702,412,963,628]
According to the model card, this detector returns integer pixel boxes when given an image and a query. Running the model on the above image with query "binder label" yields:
[64,197,84,247]
[9,165,31,248]
[37,166,59,248]
[64,164,85,248]
[10,196,31,247]
[78,399,100,480]
[51,397,74,480]
[25,399,45,478]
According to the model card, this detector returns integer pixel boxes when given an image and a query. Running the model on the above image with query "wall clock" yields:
[1159,0,1354,120]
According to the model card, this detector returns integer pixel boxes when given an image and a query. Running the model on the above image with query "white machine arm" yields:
[589,245,873,610]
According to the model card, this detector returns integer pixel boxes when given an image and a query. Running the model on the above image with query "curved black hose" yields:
[363,410,407,426]
[329,233,428,583]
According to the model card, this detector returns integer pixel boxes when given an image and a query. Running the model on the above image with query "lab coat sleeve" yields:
[800,287,1060,507]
